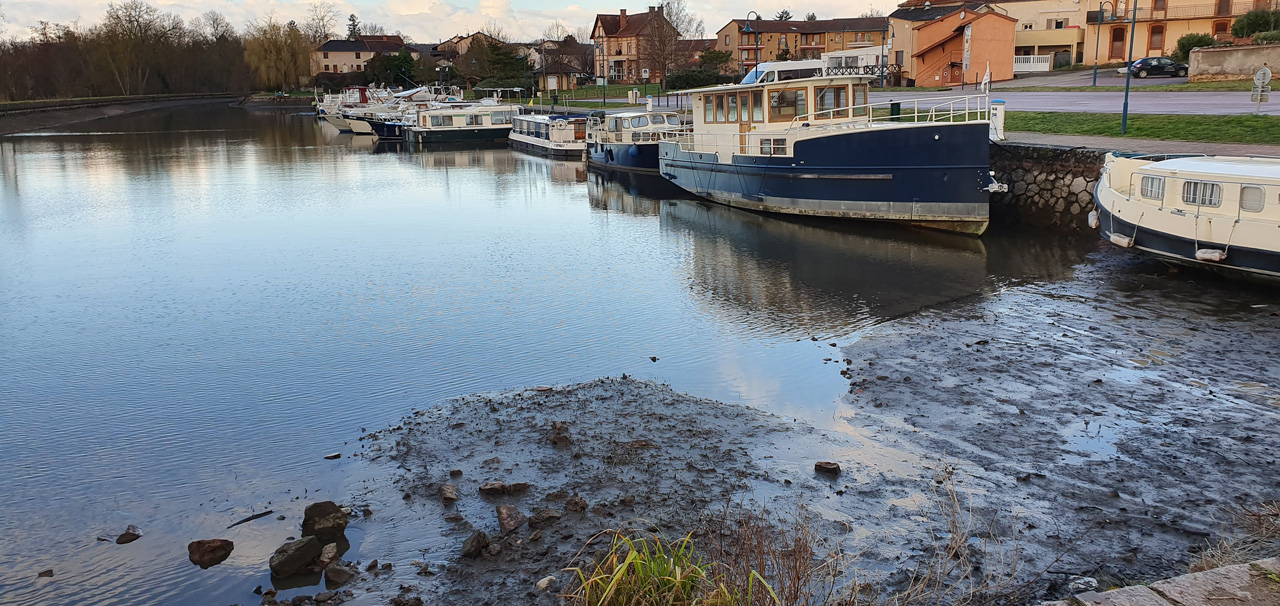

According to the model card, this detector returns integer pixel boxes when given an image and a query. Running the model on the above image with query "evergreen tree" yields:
[805,12,817,20]
[775,9,793,20]
[346,14,360,40]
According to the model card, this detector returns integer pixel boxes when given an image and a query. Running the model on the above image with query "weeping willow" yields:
[243,16,311,91]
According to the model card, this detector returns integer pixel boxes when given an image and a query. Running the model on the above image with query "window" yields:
[1154,0,1167,8]
[760,138,787,155]
[725,34,730,45]
[1182,181,1222,207]
[323,52,329,59]
[815,85,848,118]
[1149,25,1165,50]
[1140,175,1165,200]
[466,114,484,126]
[739,94,749,122]
[703,97,714,122]
[631,116,649,127]
[727,94,738,121]
[666,115,681,125]
[355,52,361,59]
[715,95,726,122]
[1054,19,1067,28]
[751,91,764,121]
[1023,23,1034,30]
[324,64,330,72]
[769,88,806,121]
[1241,185,1265,212]
[853,84,867,116]
[356,64,363,71]
[492,111,513,125]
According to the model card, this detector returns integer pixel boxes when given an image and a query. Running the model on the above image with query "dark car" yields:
[1124,57,1189,78]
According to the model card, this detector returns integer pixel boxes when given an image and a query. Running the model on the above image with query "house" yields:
[536,61,589,90]
[436,32,504,60]
[714,17,890,74]
[591,6,678,84]
[311,35,419,76]
[889,4,1016,84]
[894,0,1086,71]
[1083,0,1258,65]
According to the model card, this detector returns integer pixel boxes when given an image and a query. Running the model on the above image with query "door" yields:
[1110,27,1126,60]
[738,93,751,154]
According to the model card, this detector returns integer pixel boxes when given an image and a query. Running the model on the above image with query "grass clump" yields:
[1004,112,1280,144]
[1189,501,1280,573]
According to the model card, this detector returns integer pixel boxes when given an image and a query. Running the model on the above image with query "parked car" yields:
[1115,57,1189,78]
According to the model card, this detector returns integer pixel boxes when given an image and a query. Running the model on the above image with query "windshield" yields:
[740,65,767,85]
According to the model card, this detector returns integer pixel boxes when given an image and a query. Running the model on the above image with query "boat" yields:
[403,98,522,144]
[1092,153,1280,283]
[321,85,464,136]
[586,110,688,173]
[508,115,588,159]
[657,59,1006,235]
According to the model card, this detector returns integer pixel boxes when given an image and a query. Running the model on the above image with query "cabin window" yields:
[466,114,485,126]
[430,115,453,127]
[760,71,776,83]
[815,86,848,119]
[631,116,649,127]
[1182,181,1222,207]
[768,88,806,122]
[1140,175,1165,200]
[715,95,726,122]
[609,118,621,131]
[666,115,681,125]
[492,112,513,125]
[760,138,787,155]
[853,85,868,116]
[704,97,714,122]
[751,91,764,122]
[727,95,738,121]
[1240,185,1265,213]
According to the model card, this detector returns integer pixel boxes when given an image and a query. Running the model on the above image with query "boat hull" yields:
[658,122,993,235]
[365,119,408,140]
[405,126,512,145]
[587,141,662,174]
[509,137,585,159]
[321,115,354,133]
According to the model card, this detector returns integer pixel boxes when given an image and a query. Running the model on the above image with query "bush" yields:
[1232,9,1280,38]
[664,68,734,91]
[1173,32,1217,62]
[1254,30,1280,44]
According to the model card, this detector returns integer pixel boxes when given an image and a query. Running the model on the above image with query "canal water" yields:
[0,105,1094,605]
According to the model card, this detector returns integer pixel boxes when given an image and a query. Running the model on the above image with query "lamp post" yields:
[1121,0,1137,134]
[436,65,445,86]
[880,22,896,87]
[742,11,762,77]
[1091,0,1119,86]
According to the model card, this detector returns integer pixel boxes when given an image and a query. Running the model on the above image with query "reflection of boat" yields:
[658,59,1005,235]
[586,110,687,173]
[513,153,587,183]
[1095,153,1280,283]
[588,168,696,211]
[509,115,587,159]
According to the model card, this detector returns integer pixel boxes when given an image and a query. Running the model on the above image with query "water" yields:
[0,105,1094,605]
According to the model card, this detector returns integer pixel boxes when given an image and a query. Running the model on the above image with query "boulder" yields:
[187,539,234,569]
[440,483,459,504]
[478,481,506,496]
[814,461,841,475]
[317,543,339,569]
[270,536,322,577]
[116,525,142,544]
[302,501,349,541]
[461,530,490,558]
[496,504,527,535]
[529,508,561,529]
[324,561,358,588]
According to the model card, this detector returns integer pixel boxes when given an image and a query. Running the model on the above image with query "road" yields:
[869,90,1277,115]
[993,69,1190,88]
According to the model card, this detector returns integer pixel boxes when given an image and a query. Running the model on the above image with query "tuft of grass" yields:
[1004,111,1280,145]
[565,530,730,606]
[1189,501,1280,573]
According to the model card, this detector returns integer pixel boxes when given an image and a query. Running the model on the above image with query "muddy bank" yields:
[0,97,236,135]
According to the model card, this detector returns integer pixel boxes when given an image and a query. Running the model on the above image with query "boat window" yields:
[703,97,713,123]
[768,88,806,122]
[1140,175,1165,200]
[715,95,726,122]
[853,85,868,117]
[815,86,848,119]
[666,115,681,125]
[752,91,764,122]
[778,68,821,81]
[608,118,621,131]
[727,95,738,121]
[492,112,512,125]
[760,138,788,155]
[1240,185,1265,213]
[575,123,586,140]
[466,114,484,126]
[1182,181,1222,208]
[761,71,776,83]
[631,116,649,128]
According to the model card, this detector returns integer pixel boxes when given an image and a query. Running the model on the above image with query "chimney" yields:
[619,9,627,29]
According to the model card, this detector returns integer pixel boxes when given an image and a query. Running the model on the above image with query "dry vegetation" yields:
[1189,501,1280,573]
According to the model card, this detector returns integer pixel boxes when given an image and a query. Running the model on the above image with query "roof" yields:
[888,4,976,21]
[1144,156,1280,181]
[316,36,413,54]
[724,17,889,34]
[539,61,588,74]
[912,10,1017,56]
[593,14,622,36]
[676,38,716,53]
[617,11,658,37]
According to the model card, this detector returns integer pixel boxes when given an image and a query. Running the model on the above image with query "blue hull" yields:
[367,120,408,140]
[658,122,994,235]
[587,142,662,174]
[1097,203,1280,284]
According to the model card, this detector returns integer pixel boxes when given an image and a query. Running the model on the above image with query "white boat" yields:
[1093,153,1280,283]
[403,99,522,144]
[586,110,688,173]
[508,115,589,159]
[318,85,464,135]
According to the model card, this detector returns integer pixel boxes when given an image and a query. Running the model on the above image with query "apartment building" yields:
[714,17,890,73]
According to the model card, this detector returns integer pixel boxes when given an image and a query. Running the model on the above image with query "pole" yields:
[1121,1,1136,134]
[881,22,887,88]
[1092,2,1103,86]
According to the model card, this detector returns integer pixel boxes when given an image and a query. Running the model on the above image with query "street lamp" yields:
[742,11,762,76]
[1091,0,1120,86]
[1121,0,1137,134]
[436,65,446,86]
[880,22,896,87]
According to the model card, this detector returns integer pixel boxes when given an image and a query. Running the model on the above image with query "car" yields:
[1119,57,1189,78]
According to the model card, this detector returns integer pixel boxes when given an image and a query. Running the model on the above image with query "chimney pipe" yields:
[619,8,627,29]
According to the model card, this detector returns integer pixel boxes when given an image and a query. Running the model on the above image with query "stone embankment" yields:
[1043,558,1280,606]
[990,142,1106,232]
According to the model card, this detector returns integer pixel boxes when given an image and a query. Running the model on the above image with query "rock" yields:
[187,539,234,569]
[1073,586,1169,606]
[449,469,463,477]
[37,569,53,578]
[302,501,349,541]
[814,461,841,475]
[496,504,527,535]
[1068,576,1100,593]
[440,483,459,504]
[482,456,501,466]
[290,596,313,606]
[443,513,464,523]
[507,482,531,493]
[270,536,322,577]
[649,356,659,362]
[1149,562,1280,606]
[365,560,379,572]
[461,531,490,558]
[381,562,392,571]
[323,562,358,588]
[116,525,142,544]
[529,508,561,529]
[389,596,424,606]
[536,575,557,591]
[323,452,341,460]
[277,515,287,520]
[478,481,506,495]
[565,494,588,512]
[317,543,339,568]
[314,592,335,603]
[485,543,502,556]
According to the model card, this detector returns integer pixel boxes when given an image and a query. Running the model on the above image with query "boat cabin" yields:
[1105,155,1280,222]
[413,102,519,130]
[587,111,685,145]
[512,115,587,144]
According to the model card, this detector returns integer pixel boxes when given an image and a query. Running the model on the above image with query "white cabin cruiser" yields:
[509,115,588,158]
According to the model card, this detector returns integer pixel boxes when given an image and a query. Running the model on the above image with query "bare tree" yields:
[301,2,338,44]
[637,15,683,88]
[193,11,235,42]
[662,0,705,38]
[859,7,886,17]
[360,22,386,36]
[543,21,570,42]
[480,20,508,43]
[97,0,186,94]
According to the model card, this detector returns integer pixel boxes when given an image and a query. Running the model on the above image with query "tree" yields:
[698,48,731,72]
[302,2,338,44]
[543,21,570,42]
[662,0,705,38]
[244,14,310,90]
[346,14,359,40]
[1172,32,1216,61]
[366,49,416,85]
[360,22,386,36]
[638,11,684,88]
[805,12,817,20]
[775,47,791,61]
[192,11,234,42]
[775,9,793,20]
[97,0,186,95]
[860,8,885,17]
[1231,9,1280,38]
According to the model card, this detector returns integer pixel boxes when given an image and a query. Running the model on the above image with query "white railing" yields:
[1013,55,1053,73]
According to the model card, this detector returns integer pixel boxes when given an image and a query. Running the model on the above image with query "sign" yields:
[963,24,972,72]
[641,68,650,79]
[597,77,606,86]
[1253,68,1272,110]
[1255,66,1272,87]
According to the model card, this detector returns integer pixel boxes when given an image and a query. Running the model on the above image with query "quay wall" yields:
[989,142,1107,233]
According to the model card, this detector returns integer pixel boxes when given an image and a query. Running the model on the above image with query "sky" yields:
[0,0,899,44]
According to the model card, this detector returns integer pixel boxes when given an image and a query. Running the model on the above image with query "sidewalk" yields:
[1004,131,1280,156]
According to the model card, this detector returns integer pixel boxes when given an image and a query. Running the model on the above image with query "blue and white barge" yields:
[586,110,687,173]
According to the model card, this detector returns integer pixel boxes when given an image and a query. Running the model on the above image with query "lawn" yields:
[1005,111,1280,144]
[998,80,1256,93]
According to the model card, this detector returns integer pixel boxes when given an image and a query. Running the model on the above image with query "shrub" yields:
[665,68,733,91]
[1173,32,1217,62]
[1254,30,1280,44]
[1232,9,1280,38]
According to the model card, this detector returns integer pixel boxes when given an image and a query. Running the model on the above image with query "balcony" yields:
[1088,1,1255,22]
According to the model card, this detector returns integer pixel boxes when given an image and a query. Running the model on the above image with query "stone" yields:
[270,536,322,577]
[389,596,424,606]
[116,525,142,544]
[1253,557,1280,574]
[814,461,841,475]
[37,569,53,578]
[507,482,531,493]
[461,531,490,558]
[449,469,463,477]
[314,592,335,603]
[536,575,557,591]
[324,562,358,588]
[485,543,502,556]
[440,483,459,504]
[317,543,339,569]
[365,560,379,572]
[187,539,235,569]
[302,501,349,541]
[529,508,562,529]
[1071,176,1087,193]
[323,452,341,460]
[1068,576,1100,593]
[478,481,506,496]
[1077,191,1093,204]
[565,495,587,512]
[1072,586,1170,606]
[290,596,313,606]
[1149,562,1280,606]
[1013,181,1027,195]
[496,504,527,535]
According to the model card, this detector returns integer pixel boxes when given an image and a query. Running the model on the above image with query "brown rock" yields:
[461,530,489,558]
[1149,562,1280,606]
[317,543,339,569]
[1072,586,1170,606]
[37,569,53,578]
[302,501,349,541]
[565,495,588,512]
[440,483,459,504]
[364,559,378,572]
[496,504,527,535]
[187,539,235,569]
[449,469,463,477]
[270,536,322,577]
[506,482,531,494]
[478,481,506,496]
[814,461,841,475]
[116,525,142,544]
[324,562,358,588]
[323,452,341,460]
[529,508,561,529]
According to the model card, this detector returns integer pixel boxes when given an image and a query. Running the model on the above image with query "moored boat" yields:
[403,99,521,144]
[1093,153,1280,283]
[586,110,688,173]
[509,115,588,159]
[658,59,1005,235]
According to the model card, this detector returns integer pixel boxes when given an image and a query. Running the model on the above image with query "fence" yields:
[1013,55,1054,73]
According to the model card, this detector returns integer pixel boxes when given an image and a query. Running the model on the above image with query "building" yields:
[714,17,890,73]
[894,0,1086,71]
[436,32,505,60]
[591,6,679,83]
[889,3,1017,84]
[536,61,590,90]
[311,35,419,76]
[1083,0,1260,65]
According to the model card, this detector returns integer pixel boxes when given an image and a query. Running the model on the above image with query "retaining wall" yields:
[1189,43,1280,82]
[989,142,1107,232]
